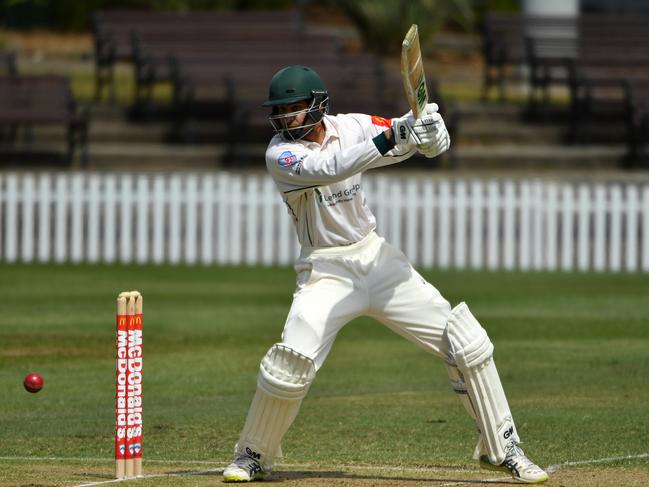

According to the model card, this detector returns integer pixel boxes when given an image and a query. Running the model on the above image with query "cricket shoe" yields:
[223,453,268,482]
[479,442,548,483]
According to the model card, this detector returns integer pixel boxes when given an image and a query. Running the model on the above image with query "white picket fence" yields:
[1,172,648,272]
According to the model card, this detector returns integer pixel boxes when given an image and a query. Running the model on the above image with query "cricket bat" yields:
[401,24,428,119]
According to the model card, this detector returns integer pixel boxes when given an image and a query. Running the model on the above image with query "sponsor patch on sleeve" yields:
[278,151,299,167]
[371,116,391,128]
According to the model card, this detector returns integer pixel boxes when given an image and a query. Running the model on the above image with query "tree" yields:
[323,0,475,54]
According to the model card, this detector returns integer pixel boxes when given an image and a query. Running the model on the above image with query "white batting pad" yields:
[445,362,477,419]
[445,362,484,460]
[258,344,316,399]
[235,344,316,469]
[446,303,519,464]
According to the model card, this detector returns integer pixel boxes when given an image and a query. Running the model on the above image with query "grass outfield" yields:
[0,264,648,486]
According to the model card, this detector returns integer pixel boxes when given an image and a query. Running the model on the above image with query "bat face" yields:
[401,24,428,118]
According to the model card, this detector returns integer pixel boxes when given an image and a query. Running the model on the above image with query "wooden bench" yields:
[524,34,576,117]
[481,13,577,101]
[91,9,302,101]
[570,16,649,143]
[624,80,649,165]
[163,33,344,129]
[2,52,17,76]
[525,15,649,143]
[0,75,89,164]
[0,52,18,143]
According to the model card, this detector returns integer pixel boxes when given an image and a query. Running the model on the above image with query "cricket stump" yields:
[115,291,143,479]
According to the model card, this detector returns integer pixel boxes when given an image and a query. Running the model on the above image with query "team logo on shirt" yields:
[278,151,298,167]
[315,184,361,207]
[371,115,391,128]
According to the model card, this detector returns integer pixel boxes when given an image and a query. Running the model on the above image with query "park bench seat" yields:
[0,75,89,164]
[91,9,302,101]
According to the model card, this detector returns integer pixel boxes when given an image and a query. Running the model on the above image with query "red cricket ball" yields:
[24,373,44,393]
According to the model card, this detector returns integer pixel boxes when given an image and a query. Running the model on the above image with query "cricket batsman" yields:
[223,65,548,484]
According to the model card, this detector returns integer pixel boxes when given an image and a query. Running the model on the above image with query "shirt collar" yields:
[294,115,338,149]
[322,116,339,144]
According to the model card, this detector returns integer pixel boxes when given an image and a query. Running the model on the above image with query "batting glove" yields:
[417,112,450,158]
[391,110,420,147]
[423,102,439,115]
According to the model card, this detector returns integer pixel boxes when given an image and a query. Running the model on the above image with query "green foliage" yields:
[484,0,521,13]
[143,0,294,10]
[322,0,476,54]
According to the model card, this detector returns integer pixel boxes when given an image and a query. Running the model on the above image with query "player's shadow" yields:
[181,468,517,484]
[271,470,518,484]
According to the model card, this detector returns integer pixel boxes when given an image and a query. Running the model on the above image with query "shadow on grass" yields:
[178,467,517,485]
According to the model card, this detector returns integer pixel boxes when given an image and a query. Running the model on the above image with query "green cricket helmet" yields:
[264,65,329,141]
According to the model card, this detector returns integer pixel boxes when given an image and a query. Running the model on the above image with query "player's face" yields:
[269,98,326,143]
[275,101,310,128]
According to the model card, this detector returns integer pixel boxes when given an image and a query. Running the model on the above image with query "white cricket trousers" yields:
[280,231,453,370]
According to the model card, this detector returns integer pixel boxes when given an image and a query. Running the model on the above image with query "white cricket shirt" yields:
[265,113,416,247]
